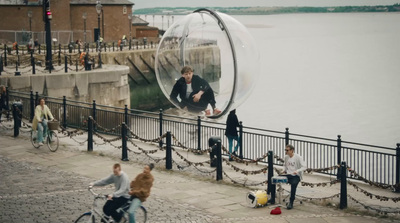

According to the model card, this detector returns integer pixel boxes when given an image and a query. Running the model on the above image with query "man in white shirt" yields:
[282,144,307,209]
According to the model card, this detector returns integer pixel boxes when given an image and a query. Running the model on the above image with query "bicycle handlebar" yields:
[88,186,108,199]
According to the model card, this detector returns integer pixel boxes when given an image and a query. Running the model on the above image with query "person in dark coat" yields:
[170,66,221,116]
[225,109,240,161]
[0,85,8,120]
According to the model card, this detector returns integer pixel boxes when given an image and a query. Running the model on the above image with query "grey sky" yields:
[130,0,400,9]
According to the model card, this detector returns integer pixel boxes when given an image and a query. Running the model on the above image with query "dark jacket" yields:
[225,110,240,136]
[170,75,213,109]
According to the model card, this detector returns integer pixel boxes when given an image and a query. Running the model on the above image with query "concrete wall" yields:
[0,65,130,108]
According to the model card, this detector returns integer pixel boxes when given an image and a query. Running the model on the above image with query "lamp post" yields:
[82,12,87,45]
[95,0,102,68]
[128,14,132,50]
[28,11,33,39]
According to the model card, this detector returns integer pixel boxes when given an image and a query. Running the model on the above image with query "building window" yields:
[123,5,127,14]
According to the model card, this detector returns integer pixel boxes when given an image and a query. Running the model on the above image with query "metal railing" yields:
[5,89,399,186]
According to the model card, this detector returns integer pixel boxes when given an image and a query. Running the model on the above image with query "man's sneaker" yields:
[213,108,222,115]
[287,202,293,210]
[38,142,44,146]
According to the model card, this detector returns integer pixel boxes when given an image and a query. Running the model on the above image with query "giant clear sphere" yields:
[155,9,259,118]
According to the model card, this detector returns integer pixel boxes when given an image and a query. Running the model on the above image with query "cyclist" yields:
[128,163,154,223]
[32,98,54,146]
[90,163,130,223]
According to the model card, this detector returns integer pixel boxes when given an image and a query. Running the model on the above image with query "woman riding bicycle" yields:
[32,98,54,146]
[128,163,154,223]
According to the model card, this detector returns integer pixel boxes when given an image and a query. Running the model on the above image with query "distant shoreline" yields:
[134,4,400,15]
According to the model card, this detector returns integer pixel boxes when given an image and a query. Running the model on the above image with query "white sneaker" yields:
[38,142,44,146]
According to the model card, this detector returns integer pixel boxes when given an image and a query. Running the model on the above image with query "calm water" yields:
[151,13,400,148]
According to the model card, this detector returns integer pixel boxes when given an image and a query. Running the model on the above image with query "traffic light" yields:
[46,10,52,20]
[43,0,51,22]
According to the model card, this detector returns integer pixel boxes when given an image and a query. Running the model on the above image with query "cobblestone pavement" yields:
[1,127,400,223]
[0,156,222,223]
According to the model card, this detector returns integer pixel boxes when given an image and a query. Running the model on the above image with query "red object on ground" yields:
[270,207,282,215]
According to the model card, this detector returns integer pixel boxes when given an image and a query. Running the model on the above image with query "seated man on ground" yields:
[90,163,130,223]
[128,163,154,223]
[170,66,221,116]
[282,144,307,210]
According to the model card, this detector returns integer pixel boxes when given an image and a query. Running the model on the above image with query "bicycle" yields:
[74,187,147,223]
[31,120,59,152]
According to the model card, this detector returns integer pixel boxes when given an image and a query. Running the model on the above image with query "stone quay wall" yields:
[0,65,130,108]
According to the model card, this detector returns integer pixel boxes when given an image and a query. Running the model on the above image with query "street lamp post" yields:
[82,12,87,47]
[128,14,132,50]
[28,11,33,39]
[95,0,102,68]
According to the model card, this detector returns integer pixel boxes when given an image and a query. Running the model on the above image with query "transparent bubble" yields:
[155,9,259,118]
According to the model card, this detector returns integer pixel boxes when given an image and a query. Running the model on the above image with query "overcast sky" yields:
[130,0,400,9]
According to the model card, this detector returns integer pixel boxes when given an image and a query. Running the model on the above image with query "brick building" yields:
[0,0,157,44]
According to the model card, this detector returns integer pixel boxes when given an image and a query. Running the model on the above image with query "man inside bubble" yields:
[170,66,221,116]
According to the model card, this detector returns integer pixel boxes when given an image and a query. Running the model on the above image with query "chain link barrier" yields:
[347,180,400,203]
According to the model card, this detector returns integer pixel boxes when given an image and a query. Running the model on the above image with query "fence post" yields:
[12,103,22,137]
[396,143,400,192]
[159,109,163,147]
[62,96,67,129]
[87,116,93,152]
[15,61,20,76]
[6,87,9,118]
[239,121,243,159]
[58,45,61,66]
[340,161,347,209]
[197,116,201,150]
[38,44,41,54]
[267,150,276,204]
[166,131,172,170]
[32,57,35,75]
[216,138,223,181]
[64,55,68,73]
[285,127,289,145]
[337,135,342,180]
[92,99,96,131]
[121,122,129,161]
[0,55,3,74]
[76,58,78,72]
[124,104,128,126]
[29,91,34,122]
[113,42,115,52]
[35,91,39,107]
[4,44,7,66]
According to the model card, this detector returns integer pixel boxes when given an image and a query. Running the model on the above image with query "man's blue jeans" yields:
[128,198,142,223]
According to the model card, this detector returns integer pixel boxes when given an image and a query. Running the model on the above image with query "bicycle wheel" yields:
[136,206,147,223]
[47,130,59,152]
[31,130,40,149]
[74,213,95,223]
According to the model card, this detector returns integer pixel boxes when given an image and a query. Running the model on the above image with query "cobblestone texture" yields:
[0,156,222,223]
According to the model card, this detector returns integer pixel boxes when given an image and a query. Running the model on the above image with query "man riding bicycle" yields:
[90,163,130,223]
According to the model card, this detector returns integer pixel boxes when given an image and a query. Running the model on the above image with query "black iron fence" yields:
[5,88,399,187]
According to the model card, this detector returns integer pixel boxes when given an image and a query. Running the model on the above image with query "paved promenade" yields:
[0,125,399,223]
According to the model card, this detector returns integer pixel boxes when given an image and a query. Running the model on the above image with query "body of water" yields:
[149,12,400,148]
